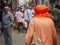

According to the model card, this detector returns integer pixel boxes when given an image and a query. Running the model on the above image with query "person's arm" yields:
[9,13,14,24]
[52,22,57,45]
[24,10,28,21]
[5,13,14,28]
[21,12,24,18]
[14,12,16,18]
[25,20,34,45]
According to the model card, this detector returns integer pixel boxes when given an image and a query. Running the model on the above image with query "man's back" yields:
[33,18,57,45]
[26,18,57,45]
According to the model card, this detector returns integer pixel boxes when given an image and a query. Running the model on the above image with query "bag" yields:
[31,32,42,45]
[13,22,18,29]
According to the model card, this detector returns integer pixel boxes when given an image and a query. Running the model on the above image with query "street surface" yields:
[0,29,60,45]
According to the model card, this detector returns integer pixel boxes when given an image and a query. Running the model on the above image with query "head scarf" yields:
[34,5,52,18]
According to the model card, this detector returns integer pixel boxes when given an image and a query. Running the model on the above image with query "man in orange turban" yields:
[25,5,57,45]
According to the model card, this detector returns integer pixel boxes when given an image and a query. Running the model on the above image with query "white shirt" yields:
[24,9,33,22]
[15,11,23,22]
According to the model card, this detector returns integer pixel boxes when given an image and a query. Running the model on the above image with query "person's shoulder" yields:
[8,12,12,14]
[8,12,13,15]
[46,18,54,23]
[18,11,22,14]
[52,8,59,10]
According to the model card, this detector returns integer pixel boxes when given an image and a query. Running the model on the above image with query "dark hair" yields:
[55,5,60,9]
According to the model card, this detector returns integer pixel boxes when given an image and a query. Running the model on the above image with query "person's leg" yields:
[18,22,23,33]
[18,22,21,33]
[20,22,24,33]
[4,27,12,45]
[4,28,9,45]
[7,26,12,45]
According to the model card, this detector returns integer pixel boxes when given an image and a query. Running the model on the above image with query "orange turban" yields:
[34,5,52,18]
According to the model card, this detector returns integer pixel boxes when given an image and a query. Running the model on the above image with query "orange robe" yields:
[25,18,57,45]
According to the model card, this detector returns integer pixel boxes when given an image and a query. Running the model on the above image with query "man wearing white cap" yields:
[2,6,14,45]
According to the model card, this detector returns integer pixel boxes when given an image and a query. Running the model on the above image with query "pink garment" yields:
[25,18,57,45]
[15,11,23,22]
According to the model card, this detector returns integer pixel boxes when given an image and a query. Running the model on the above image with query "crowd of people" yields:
[0,2,60,45]
[0,5,34,45]
[25,5,57,45]
[13,6,34,33]
[50,4,60,32]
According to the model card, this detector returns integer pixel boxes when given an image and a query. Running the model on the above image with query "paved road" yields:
[0,30,26,45]
[0,30,60,45]
[12,30,26,45]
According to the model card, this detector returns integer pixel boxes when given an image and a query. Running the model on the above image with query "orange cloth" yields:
[34,5,52,18]
[25,5,57,45]
[25,18,57,45]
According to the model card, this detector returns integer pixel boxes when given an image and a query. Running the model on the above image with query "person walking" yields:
[51,4,60,29]
[15,9,24,33]
[25,5,57,45]
[24,6,33,26]
[2,6,14,45]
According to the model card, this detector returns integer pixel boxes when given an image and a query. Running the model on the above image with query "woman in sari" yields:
[25,5,57,45]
